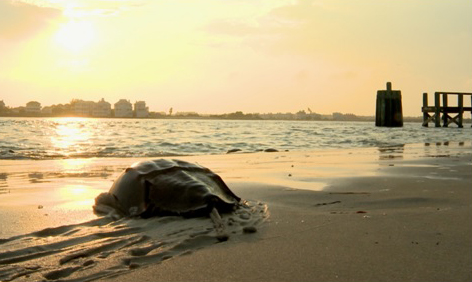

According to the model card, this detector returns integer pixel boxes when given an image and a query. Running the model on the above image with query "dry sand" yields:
[0,142,471,282]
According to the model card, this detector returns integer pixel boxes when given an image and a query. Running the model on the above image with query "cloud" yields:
[268,0,325,22]
[204,19,260,37]
[0,1,61,41]
[0,0,150,42]
[201,1,332,56]
[60,0,149,18]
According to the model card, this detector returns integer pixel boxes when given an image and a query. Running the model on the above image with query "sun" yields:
[54,20,95,53]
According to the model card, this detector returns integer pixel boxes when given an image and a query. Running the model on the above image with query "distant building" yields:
[41,106,53,115]
[50,104,70,116]
[259,112,294,120]
[333,112,358,121]
[295,110,307,120]
[0,100,6,113]
[93,98,111,117]
[114,99,133,117]
[149,111,167,118]
[175,111,199,117]
[25,101,41,114]
[332,112,344,120]
[134,101,149,118]
[12,107,25,114]
[71,99,95,116]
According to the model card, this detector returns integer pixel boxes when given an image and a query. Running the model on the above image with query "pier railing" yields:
[422,92,472,128]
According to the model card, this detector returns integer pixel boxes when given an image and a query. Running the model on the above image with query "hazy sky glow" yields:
[1,0,471,116]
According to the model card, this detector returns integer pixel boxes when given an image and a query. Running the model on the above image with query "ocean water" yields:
[0,117,470,160]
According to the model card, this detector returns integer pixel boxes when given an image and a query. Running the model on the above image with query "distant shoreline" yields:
[0,114,442,123]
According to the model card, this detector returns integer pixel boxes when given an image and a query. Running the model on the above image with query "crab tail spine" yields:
[210,207,229,242]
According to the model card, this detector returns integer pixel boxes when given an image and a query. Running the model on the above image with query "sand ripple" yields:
[0,200,268,282]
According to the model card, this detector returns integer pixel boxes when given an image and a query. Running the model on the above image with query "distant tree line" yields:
[0,100,442,122]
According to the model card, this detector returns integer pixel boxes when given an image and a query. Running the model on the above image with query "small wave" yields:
[0,150,188,160]
[1,118,471,160]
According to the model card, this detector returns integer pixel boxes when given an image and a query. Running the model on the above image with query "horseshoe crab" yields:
[93,159,241,240]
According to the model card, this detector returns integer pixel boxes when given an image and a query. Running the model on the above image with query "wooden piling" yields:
[375,82,403,127]
[458,95,464,128]
[422,93,430,127]
[434,92,441,127]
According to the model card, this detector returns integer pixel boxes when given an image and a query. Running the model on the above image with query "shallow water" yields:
[1,117,470,160]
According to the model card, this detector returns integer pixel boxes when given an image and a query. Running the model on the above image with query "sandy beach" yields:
[0,142,471,282]
[2,0,471,280]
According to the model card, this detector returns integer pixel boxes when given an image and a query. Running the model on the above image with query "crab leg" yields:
[209,207,229,241]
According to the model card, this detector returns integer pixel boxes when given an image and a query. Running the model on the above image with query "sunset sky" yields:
[1,0,471,116]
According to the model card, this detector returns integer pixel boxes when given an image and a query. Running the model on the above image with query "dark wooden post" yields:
[434,92,441,127]
[375,90,383,126]
[393,86,403,126]
[422,93,429,127]
[421,93,432,127]
[442,93,449,127]
[458,94,464,128]
[375,82,403,127]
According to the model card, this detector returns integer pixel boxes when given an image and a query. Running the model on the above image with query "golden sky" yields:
[1,0,471,116]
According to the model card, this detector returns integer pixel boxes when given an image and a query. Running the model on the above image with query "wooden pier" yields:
[422,92,472,128]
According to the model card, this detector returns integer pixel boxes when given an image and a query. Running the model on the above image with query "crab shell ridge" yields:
[94,159,241,217]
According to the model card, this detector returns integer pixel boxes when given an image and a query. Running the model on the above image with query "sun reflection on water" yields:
[50,118,92,157]
[59,184,97,209]
[59,158,93,172]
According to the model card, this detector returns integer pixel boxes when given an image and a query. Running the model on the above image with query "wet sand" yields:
[0,142,471,281]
